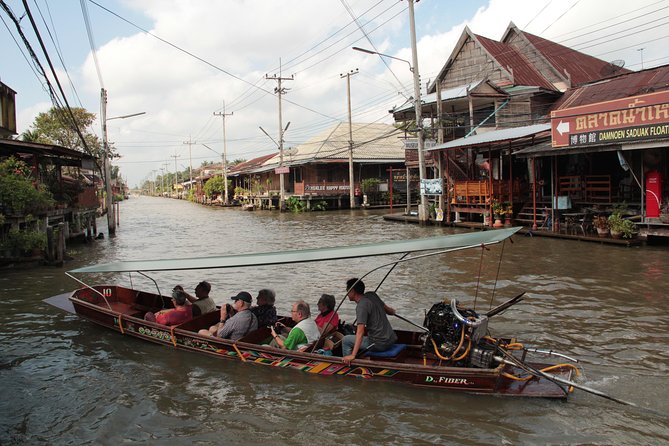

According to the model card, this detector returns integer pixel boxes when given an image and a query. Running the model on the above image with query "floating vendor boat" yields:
[46,228,603,400]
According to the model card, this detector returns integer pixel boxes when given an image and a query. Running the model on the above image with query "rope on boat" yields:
[117,313,124,334]
[473,244,486,308]
[488,240,506,310]
[170,326,177,347]
[233,343,246,362]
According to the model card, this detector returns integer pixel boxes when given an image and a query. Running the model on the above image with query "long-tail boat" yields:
[46,228,590,399]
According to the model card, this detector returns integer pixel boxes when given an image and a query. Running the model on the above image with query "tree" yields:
[231,158,246,166]
[20,129,41,142]
[203,176,230,199]
[29,107,111,170]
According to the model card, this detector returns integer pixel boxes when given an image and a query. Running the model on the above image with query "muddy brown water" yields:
[1,196,668,445]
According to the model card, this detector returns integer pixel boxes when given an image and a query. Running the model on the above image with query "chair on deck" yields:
[571,210,593,236]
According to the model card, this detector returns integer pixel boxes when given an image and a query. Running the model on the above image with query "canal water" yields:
[1,196,668,445]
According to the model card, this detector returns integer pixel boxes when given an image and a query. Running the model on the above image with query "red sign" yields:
[551,90,669,147]
[274,166,289,174]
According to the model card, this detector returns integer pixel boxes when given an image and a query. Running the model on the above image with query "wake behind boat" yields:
[48,228,590,399]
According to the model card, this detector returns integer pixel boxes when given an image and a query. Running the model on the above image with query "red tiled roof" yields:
[551,65,669,111]
[228,152,276,174]
[522,31,632,86]
[476,34,556,90]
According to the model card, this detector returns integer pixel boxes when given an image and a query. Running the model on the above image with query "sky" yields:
[2,0,668,187]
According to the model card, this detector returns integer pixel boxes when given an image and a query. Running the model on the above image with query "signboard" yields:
[304,184,350,192]
[274,166,290,174]
[551,90,669,148]
[420,178,443,195]
[403,139,437,150]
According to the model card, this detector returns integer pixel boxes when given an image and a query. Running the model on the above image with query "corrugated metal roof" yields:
[260,122,405,167]
[523,31,632,86]
[551,65,669,111]
[476,34,556,90]
[429,123,550,151]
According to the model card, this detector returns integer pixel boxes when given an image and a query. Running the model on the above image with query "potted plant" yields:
[491,199,504,227]
[608,213,637,239]
[593,215,609,237]
[503,204,513,227]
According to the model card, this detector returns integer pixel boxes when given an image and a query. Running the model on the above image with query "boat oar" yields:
[393,313,429,332]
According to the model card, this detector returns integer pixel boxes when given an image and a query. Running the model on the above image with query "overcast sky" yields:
[2,0,667,187]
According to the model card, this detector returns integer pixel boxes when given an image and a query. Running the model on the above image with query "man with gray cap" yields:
[199,291,257,341]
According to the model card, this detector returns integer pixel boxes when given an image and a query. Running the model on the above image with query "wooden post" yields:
[46,226,54,262]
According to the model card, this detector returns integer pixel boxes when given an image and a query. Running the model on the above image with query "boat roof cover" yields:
[69,227,520,273]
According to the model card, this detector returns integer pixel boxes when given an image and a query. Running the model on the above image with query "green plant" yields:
[361,178,380,193]
[311,200,328,211]
[608,213,636,238]
[1,228,46,254]
[233,186,249,197]
[0,157,55,214]
[491,199,504,217]
[286,196,306,213]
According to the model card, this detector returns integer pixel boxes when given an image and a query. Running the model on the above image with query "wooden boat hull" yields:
[61,285,574,398]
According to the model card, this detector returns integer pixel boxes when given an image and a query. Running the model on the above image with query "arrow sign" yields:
[556,120,570,135]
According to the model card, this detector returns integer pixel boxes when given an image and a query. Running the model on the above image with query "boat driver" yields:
[341,278,397,365]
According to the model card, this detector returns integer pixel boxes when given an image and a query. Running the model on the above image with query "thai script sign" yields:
[403,138,437,150]
[275,166,290,174]
[551,90,669,147]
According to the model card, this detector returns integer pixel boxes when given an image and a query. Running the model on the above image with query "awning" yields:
[428,123,550,151]
[513,138,669,158]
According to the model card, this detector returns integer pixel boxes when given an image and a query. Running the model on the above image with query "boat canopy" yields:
[69,227,520,274]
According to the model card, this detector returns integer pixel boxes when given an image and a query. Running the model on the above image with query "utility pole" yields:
[214,103,233,205]
[341,69,359,209]
[100,88,115,235]
[266,60,293,211]
[170,153,180,198]
[408,0,427,223]
[159,167,165,195]
[183,136,195,198]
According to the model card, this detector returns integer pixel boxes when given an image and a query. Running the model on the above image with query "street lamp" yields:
[352,0,427,222]
[100,88,146,236]
[352,47,414,72]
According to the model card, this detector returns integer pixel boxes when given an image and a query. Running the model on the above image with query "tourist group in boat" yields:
[144,278,394,363]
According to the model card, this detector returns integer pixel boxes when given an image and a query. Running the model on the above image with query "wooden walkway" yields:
[382,213,642,247]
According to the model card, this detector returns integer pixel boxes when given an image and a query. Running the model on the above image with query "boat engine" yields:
[423,300,492,366]
[423,302,470,356]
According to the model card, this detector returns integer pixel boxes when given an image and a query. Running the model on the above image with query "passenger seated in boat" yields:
[175,281,216,316]
[341,278,397,365]
[251,288,277,327]
[144,289,193,326]
[198,291,257,341]
[269,300,320,351]
[315,293,339,335]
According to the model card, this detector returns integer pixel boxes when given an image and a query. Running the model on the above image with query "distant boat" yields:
[47,228,586,398]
